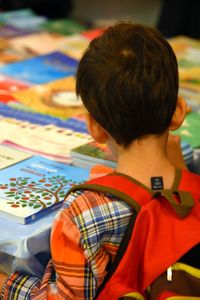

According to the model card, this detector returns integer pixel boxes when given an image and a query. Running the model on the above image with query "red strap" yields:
[85,172,153,207]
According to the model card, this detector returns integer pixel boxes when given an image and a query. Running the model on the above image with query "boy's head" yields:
[76,22,179,147]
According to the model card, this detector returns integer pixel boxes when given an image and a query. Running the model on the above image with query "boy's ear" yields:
[85,113,109,143]
[169,96,187,131]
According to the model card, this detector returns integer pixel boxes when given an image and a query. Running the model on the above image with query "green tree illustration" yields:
[0,175,76,210]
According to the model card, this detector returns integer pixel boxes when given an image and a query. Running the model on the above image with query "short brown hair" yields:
[76,22,178,147]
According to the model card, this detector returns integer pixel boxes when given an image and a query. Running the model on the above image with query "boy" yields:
[0,22,197,299]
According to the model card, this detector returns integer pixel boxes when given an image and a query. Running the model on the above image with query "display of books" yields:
[71,140,117,169]
[0,155,90,224]
[0,51,78,84]
[0,144,33,169]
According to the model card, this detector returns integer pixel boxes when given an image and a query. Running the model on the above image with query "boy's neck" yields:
[115,134,176,190]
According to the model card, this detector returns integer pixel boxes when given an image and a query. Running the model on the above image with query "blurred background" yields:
[0,0,200,38]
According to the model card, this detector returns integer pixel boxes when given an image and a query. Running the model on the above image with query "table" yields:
[0,210,57,276]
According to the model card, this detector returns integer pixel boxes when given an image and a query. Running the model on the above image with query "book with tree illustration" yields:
[0,155,90,224]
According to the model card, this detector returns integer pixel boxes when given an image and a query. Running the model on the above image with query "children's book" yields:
[5,15,47,31]
[0,74,31,103]
[0,144,33,170]
[12,76,84,118]
[0,9,35,23]
[0,102,88,132]
[0,51,78,84]
[0,115,92,163]
[0,155,90,224]
[169,36,200,109]
[58,34,89,60]
[70,140,117,169]
[174,111,200,149]
[41,18,87,35]
[0,24,35,38]
[9,32,69,55]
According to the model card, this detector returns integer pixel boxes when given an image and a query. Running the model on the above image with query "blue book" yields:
[0,51,78,84]
[0,155,90,224]
[0,9,35,23]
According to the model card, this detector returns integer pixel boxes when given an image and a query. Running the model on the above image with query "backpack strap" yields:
[66,172,154,213]
[66,170,195,218]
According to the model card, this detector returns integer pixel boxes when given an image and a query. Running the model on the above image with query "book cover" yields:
[0,51,79,84]
[41,18,87,35]
[58,34,89,60]
[169,36,200,108]
[0,24,35,38]
[0,144,33,169]
[71,140,117,168]
[0,115,92,163]
[12,76,84,118]
[9,32,69,55]
[174,111,200,149]
[0,74,31,103]
[6,15,47,31]
[0,9,35,23]
[0,155,90,224]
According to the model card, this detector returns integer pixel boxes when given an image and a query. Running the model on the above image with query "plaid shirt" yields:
[1,189,133,299]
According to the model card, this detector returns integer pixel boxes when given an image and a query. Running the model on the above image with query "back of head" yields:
[76,22,178,147]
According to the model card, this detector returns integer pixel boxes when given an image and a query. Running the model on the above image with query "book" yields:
[71,140,117,169]
[0,102,88,132]
[5,15,47,31]
[0,155,90,224]
[0,24,36,38]
[0,144,33,169]
[57,34,89,60]
[41,18,87,35]
[0,115,92,163]
[0,9,35,23]
[0,74,31,103]
[71,139,193,169]
[174,111,200,149]
[169,36,200,109]
[9,32,69,55]
[0,51,79,84]
[12,76,85,118]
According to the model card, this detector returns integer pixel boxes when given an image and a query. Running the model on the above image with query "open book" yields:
[0,155,89,224]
